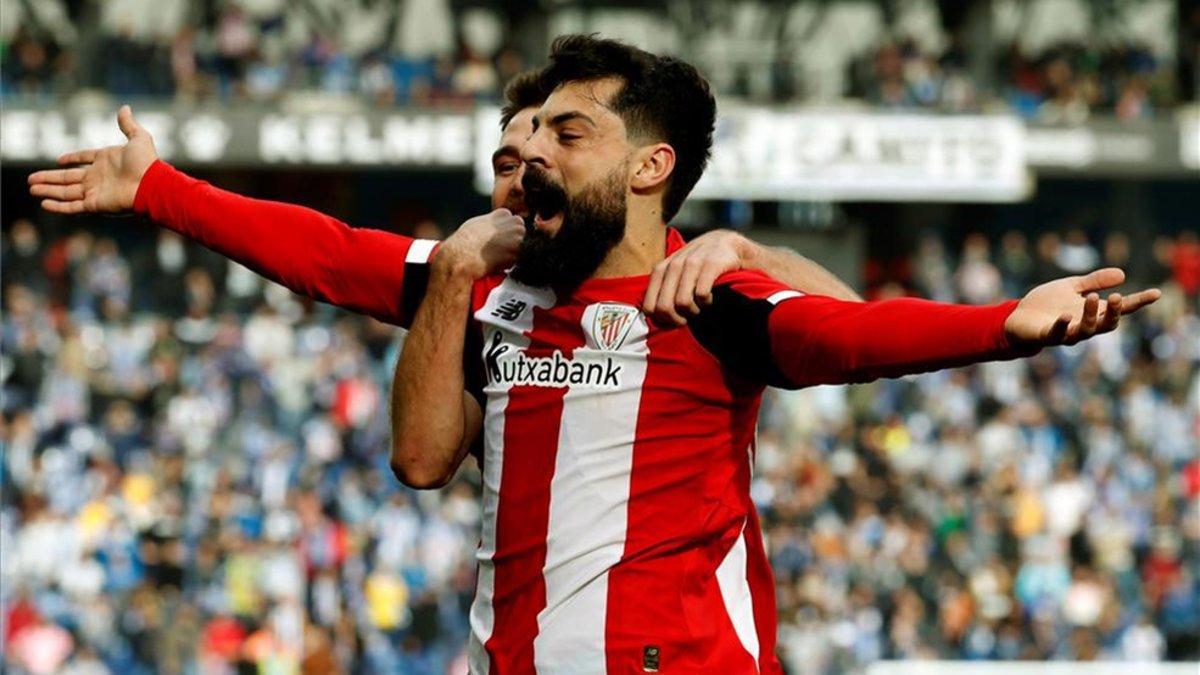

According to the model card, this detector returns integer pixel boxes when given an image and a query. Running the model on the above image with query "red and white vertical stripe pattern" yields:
[469,278,557,673]
[532,304,649,673]
[465,275,777,674]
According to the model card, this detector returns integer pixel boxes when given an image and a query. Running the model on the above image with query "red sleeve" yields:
[688,270,1037,389]
[132,160,437,326]
[768,294,1031,387]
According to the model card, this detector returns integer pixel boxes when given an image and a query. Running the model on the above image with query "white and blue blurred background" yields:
[1,1,1198,673]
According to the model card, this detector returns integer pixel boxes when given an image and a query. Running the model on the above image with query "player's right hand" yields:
[433,209,526,280]
[28,105,158,214]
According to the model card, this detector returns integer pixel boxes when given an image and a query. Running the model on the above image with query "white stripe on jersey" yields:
[766,289,803,305]
[532,303,650,674]
[716,519,761,669]
[469,278,556,675]
[405,239,438,264]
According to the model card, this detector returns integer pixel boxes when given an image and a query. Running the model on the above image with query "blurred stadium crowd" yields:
[1,214,1197,674]
[850,38,1173,120]
[1,0,1185,118]
[2,0,1198,673]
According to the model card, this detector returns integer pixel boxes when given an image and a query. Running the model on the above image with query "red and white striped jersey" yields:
[463,234,783,675]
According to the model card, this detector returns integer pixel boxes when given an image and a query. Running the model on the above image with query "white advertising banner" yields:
[4,103,1191,200]
[1,108,473,168]
[694,109,1030,202]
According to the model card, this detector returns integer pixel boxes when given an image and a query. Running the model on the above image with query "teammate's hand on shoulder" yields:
[28,105,158,215]
[434,208,525,280]
[643,229,757,325]
[1004,267,1160,347]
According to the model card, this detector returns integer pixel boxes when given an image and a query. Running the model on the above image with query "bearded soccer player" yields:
[387,36,1161,674]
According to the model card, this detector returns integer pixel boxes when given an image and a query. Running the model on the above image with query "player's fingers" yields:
[57,149,98,166]
[694,264,722,307]
[643,261,667,314]
[28,168,85,185]
[673,258,704,317]
[501,214,525,233]
[1097,293,1122,333]
[655,257,688,325]
[117,104,144,140]
[1119,288,1161,315]
[500,228,524,252]
[1074,267,1125,293]
[1046,312,1072,344]
[30,183,85,201]
[1079,292,1100,337]
[40,199,86,214]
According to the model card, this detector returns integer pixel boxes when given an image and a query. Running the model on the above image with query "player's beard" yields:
[511,164,627,290]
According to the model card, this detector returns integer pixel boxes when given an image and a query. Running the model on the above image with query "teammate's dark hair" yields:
[500,69,548,130]
[539,34,716,222]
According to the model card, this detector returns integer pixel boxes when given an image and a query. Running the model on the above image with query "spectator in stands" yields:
[1170,232,1200,300]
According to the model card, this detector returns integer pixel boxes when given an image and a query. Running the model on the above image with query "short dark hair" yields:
[500,69,549,130]
[539,34,716,223]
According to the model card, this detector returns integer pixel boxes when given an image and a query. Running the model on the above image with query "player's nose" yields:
[520,129,551,169]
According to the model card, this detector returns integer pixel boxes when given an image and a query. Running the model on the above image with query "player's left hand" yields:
[1004,268,1160,347]
[643,230,755,325]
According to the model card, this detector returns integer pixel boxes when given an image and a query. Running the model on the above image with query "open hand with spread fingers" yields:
[27,105,157,215]
[1004,268,1161,347]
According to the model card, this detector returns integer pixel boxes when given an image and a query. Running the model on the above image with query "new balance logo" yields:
[642,645,660,672]
[491,298,527,321]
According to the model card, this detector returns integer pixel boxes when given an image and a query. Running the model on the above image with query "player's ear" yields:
[630,143,675,192]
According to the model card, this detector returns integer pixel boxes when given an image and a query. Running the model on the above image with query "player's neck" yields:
[591,220,666,279]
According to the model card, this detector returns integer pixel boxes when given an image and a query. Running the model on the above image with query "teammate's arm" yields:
[28,106,432,326]
[692,269,1159,388]
[643,229,860,325]
[389,209,524,489]
[745,243,860,301]
[390,264,481,489]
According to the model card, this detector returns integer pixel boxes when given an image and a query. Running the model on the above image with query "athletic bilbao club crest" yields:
[590,303,639,351]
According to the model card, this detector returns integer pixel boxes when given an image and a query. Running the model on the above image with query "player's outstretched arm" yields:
[689,268,1159,389]
[28,106,431,327]
[389,209,524,489]
[766,268,1160,387]
[643,229,860,325]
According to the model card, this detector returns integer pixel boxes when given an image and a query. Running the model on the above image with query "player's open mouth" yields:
[533,210,563,232]
[522,168,568,234]
[525,189,566,233]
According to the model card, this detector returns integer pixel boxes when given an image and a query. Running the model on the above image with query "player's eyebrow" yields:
[532,110,597,132]
[491,145,520,165]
